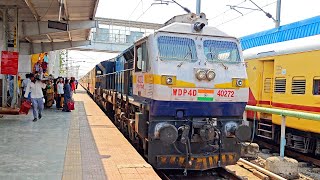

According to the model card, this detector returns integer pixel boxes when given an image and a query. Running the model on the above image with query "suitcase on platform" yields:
[19,100,31,115]
[67,100,75,110]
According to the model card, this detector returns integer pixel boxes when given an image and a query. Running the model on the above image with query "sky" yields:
[73,0,320,77]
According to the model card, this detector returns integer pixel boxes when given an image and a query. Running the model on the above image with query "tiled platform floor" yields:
[0,87,159,180]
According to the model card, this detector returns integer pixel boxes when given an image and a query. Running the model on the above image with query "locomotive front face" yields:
[132,22,250,170]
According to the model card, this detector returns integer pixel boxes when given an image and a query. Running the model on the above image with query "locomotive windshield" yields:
[203,40,241,63]
[157,36,198,61]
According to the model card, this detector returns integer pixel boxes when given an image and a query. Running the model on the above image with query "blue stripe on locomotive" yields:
[95,60,115,89]
[150,100,246,117]
[101,60,115,74]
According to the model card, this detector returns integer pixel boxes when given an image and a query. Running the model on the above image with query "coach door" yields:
[256,60,275,140]
[261,60,274,106]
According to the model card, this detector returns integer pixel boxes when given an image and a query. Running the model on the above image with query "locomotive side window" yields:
[274,78,286,93]
[313,78,320,95]
[203,40,240,63]
[135,42,148,72]
[157,36,197,61]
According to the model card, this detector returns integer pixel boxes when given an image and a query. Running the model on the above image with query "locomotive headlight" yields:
[236,79,243,87]
[166,77,173,85]
[206,70,216,81]
[161,75,176,85]
[196,69,206,80]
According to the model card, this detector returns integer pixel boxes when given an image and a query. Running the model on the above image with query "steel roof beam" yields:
[96,17,162,30]
[57,0,69,21]
[63,0,69,20]
[92,0,99,19]
[46,34,53,42]
[19,40,91,55]
[23,0,40,21]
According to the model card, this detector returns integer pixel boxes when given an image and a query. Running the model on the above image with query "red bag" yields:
[19,100,32,115]
[67,100,75,110]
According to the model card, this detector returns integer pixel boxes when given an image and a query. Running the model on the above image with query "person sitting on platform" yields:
[24,74,46,122]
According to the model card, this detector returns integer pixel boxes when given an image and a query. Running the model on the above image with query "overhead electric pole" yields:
[275,0,281,28]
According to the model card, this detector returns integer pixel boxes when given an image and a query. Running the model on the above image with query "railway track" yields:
[157,168,242,180]
[256,139,320,167]
[157,158,285,180]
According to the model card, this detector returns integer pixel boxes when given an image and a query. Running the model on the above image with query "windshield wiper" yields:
[178,45,193,67]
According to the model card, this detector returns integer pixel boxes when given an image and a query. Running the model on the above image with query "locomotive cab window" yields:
[135,42,148,72]
[203,40,241,63]
[313,77,320,95]
[157,36,197,61]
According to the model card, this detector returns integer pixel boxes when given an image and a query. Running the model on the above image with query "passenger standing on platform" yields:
[21,73,31,99]
[62,79,71,112]
[24,74,46,122]
[75,80,78,89]
[56,78,64,109]
[70,79,76,96]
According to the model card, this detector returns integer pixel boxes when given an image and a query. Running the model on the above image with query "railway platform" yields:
[0,87,160,180]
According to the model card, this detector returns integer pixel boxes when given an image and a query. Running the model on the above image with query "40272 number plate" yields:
[216,89,235,97]
[171,88,237,101]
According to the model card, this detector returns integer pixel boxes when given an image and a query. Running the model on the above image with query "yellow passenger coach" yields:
[243,34,320,156]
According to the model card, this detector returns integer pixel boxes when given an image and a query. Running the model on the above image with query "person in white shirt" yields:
[21,73,31,99]
[24,74,46,122]
[56,78,64,109]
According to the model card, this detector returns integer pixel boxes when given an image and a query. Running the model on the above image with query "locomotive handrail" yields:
[245,105,320,158]
[245,105,320,120]
[96,68,134,77]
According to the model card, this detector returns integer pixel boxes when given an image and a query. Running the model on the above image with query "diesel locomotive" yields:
[80,13,251,171]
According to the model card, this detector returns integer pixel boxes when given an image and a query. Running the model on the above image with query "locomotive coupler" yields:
[179,125,192,174]
[180,125,190,144]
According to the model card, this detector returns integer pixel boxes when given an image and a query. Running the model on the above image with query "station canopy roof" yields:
[0,0,99,54]
[240,16,320,50]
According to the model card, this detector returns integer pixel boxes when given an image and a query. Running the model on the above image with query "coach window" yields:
[313,77,320,95]
[291,77,306,95]
[135,42,148,72]
[274,78,286,94]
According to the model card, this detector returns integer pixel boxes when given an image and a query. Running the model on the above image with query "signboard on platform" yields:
[48,20,68,31]
[1,51,19,75]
